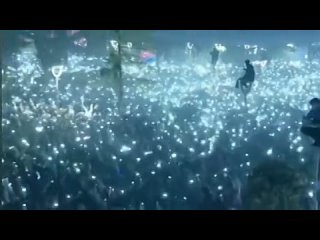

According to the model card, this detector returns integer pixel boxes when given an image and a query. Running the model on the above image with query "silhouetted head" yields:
[309,98,320,109]
[245,59,250,65]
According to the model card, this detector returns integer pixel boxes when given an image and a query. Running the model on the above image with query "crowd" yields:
[1,47,320,210]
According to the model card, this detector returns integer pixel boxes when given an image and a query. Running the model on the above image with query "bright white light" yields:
[35,126,44,132]
[215,43,227,52]
[217,185,223,190]
[120,145,132,153]
[308,191,314,198]
[144,151,153,156]
[53,147,59,155]
[110,40,119,50]
[21,139,30,147]
[162,192,168,198]
[171,153,177,158]
[267,148,273,155]
[36,172,41,180]
[297,146,304,153]
[187,42,193,50]
[156,162,162,168]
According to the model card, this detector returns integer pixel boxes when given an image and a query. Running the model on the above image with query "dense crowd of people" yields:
[1,42,320,210]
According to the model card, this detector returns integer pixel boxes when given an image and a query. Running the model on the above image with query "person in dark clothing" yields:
[109,51,121,77]
[210,47,219,69]
[235,59,255,92]
[301,98,320,147]
[235,60,255,105]
[100,51,123,106]
[110,51,123,102]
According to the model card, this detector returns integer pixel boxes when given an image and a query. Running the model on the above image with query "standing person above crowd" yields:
[210,46,220,70]
[301,98,320,147]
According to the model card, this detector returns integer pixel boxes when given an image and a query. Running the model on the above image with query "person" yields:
[100,51,123,105]
[301,98,320,147]
[110,51,122,81]
[210,47,219,69]
[235,59,255,92]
